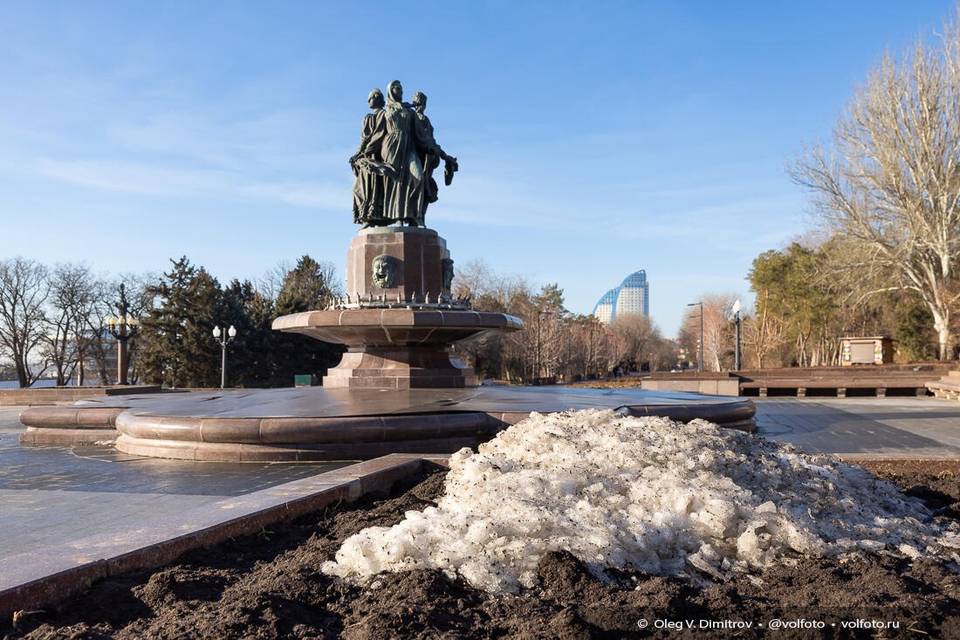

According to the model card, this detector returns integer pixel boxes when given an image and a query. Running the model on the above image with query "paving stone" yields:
[755,397,960,460]
[0,407,353,569]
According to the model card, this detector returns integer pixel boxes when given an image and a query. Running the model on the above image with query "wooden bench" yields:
[737,366,947,398]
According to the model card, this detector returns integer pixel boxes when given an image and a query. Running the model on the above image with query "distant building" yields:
[593,288,618,324]
[591,270,649,324]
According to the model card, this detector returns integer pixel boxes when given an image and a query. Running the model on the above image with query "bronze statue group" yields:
[350,80,458,228]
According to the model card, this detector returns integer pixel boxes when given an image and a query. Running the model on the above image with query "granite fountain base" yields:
[18,225,755,460]
[19,385,754,461]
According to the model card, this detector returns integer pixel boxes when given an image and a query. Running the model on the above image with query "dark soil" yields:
[859,459,960,519]
[4,462,960,640]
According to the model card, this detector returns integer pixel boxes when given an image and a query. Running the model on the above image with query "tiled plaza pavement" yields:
[0,407,352,567]
[755,396,960,459]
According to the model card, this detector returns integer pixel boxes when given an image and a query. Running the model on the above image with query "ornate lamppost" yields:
[730,299,742,371]
[212,325,237,389]
[105,283,139,385]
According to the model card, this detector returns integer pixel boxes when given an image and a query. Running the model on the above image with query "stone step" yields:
[928,383,960,401]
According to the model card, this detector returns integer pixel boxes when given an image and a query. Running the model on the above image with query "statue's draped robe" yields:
[352,110,385,224]
[376,99,443,225]
[414,111,442,226]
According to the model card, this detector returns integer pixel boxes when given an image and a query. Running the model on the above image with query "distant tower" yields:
[591,270,649,324]
[614,270,649,318]
[593,288,618,324]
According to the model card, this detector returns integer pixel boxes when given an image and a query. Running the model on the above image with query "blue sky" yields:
[0,1,952,335]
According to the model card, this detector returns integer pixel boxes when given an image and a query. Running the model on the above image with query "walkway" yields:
[0,407,350,568]
[755,397,960,460]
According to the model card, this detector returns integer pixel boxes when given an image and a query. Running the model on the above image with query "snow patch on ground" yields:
[323,410,960,593]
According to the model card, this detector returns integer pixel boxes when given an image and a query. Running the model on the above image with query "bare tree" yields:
[704,294,738,372]
[793,18,960,359]
[745,290,772,368]
[43,269,79,386]
[648,336,679,372]
[257,261,293,301]
[452,259,537,382]
[0,258,49,387]
[42,264,106,385]
[679,294,738,371]
[743,292,785,368]
[610,315,659,370]
[453,259,531,311]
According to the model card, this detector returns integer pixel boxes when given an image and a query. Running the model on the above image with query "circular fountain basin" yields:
[21,386,755,461]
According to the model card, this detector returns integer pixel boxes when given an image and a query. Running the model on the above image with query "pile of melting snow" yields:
[323,409,960,593]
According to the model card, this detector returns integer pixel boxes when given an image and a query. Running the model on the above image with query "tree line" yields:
[1,253,680,389]
[0,255,343,388]
[683,10,960,368]
[786,12,960,362]
[674,243,935,372]
[452,260,678,383]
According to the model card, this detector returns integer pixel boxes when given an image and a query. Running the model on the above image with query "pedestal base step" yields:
[323,369,478,389]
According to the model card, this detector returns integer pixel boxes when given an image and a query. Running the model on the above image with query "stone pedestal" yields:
[326,346,478,389]
[347,227,451,302]
[273,227,522,390]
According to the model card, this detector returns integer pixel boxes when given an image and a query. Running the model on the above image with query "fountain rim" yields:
[272,308,524,332]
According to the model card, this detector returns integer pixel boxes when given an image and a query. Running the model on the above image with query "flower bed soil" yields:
[3,461,959,640]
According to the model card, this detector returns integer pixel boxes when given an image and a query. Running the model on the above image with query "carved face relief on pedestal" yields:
[372,254,401,289]
[442,258,454,292]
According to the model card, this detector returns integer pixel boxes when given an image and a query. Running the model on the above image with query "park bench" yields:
[738,365,949,398]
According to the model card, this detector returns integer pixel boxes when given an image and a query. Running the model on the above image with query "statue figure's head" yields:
[368,88,384,110]
[441,258,454,292]
[371,254,400,289]
[412,91,427,114]
[387,80,403,104]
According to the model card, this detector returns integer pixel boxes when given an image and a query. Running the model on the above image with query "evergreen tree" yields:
[275,255,334,313]
[896,296,936,361]
[136,254,345,389]
[139,257,192,386]
[139,257,222,387]
[180,267,221,387]
[219,279,276,387]
[273,255,343,384]
[533,283,566,314]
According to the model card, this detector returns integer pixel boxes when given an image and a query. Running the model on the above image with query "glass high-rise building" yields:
[591,270,649,324]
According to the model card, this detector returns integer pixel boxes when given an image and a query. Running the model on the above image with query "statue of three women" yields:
[349,80,458,228]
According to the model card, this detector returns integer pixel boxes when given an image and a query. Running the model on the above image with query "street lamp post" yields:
[105,283,139,385]
[586,317,597,379]
[731,299,742,371]
[212,325,237,389]
[687,301,704,372]
[535,313,542,385]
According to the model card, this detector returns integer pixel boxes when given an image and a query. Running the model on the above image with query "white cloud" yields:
[34,157,233,197]
[106,107,352,172]
[34,156,350,211]
[239,180,349,209]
